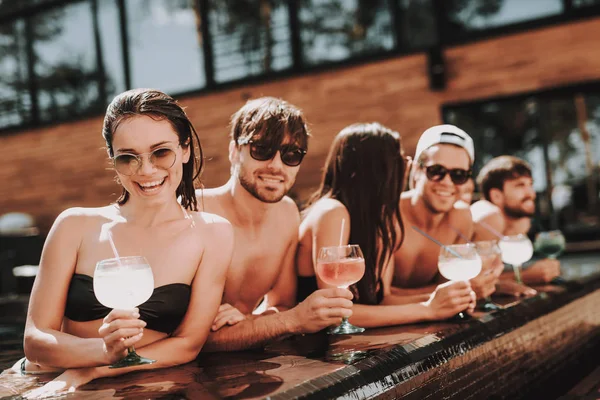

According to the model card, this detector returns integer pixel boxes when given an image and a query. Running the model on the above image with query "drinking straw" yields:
[339,218,346,247]
[477,220,504,239]
[107,230,123,266]
[411,226,463,258]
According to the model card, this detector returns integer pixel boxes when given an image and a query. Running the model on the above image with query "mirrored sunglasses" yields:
[113,146,179,176]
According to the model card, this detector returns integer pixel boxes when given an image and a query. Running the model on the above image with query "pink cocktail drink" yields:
[317,257,365,288]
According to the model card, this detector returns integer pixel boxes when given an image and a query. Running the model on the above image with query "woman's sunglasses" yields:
[424,164,472,185]
[244,140,307,167]
[113,145,180,176]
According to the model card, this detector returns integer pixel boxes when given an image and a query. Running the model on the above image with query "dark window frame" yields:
[1,0,600,135]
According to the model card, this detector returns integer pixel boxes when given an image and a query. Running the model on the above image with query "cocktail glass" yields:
[438,243,482,319]
[498,234,534,285]
[316,245,365,335]
[94,256,155,368]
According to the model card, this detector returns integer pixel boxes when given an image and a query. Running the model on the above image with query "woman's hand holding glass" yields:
[93,256,155,368]
[98,308,147,364]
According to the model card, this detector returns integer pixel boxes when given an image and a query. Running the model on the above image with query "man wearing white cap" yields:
[391,125,497,310]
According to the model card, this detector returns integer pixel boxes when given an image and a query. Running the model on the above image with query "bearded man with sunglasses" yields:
[390,125,493,315]
[195,97,353,352]
[471,156,560,290]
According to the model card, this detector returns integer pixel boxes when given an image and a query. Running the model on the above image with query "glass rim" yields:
[473,239,499,246]
[441,242,477,249]
[319,244,361,251]
[96,255,148,265]
[500,233,530,241]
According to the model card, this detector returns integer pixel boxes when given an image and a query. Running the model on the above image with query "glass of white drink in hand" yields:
[316,245,365,335]
[94,256,155,368]
[438,243,482,319]
[498,234,534,285]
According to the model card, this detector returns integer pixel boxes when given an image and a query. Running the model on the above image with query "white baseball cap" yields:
[414,124,475,166]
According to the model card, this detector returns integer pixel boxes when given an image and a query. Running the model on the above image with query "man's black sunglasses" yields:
[424,164,472,185]
[242,139,307,167]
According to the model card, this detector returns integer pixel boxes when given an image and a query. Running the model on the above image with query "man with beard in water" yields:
[471,156,560,290]
[196,97,353,352]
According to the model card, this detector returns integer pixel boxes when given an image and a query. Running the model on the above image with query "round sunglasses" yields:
[243,140,307,167]
[424,164,472,185]
[113,145,180,176]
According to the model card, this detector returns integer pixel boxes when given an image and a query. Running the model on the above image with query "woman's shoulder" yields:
[304,198,349,223]
[54,206,119,225]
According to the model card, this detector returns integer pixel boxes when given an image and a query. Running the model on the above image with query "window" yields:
[97,0,126,103]
[32,1,104,123]
[444,86,600,242]
[299,0,395,65]
[396,0,437,49]
[0,19,31,129]
[126,0,205,93]
[446,0,564,33]
[208,0,293,83]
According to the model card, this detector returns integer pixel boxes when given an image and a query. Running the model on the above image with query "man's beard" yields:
[239,173,286,204]
[422,193,452,215]
[504,202,535,219]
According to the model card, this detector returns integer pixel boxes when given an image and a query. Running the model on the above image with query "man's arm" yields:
[204,287,353,352]
[203,310,297,352]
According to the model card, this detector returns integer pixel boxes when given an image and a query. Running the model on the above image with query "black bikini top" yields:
[64,274,191,334]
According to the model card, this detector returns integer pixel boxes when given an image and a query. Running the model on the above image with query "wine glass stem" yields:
[513,264,523,284]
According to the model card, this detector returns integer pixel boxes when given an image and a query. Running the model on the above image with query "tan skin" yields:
[297,197,479,327]
[18,116,233,397]
[391,144,489,310]
[471,175,560,293]
[196,138,353,352]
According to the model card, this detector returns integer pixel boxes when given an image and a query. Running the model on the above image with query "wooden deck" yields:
[1,253,599,399]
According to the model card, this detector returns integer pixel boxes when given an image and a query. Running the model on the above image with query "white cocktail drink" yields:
[439,257,482,281]
[498,239,534,266]
[94,265,154,309]
[498,234,534,284]
[437,243,481,320]
[94,255,156,368]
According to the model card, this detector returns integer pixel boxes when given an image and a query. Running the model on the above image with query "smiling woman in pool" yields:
[15,89,233,397]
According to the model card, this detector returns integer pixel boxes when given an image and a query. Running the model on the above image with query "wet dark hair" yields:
[307,123,406,305]
[102,88,203,210]
[477,156,532,201]
[230,97,309,150]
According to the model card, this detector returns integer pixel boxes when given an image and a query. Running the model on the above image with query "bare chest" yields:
[393,229,456,288]
[224,229,291,313]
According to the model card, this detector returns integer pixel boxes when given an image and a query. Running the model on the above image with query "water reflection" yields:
[197,352,283,399]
